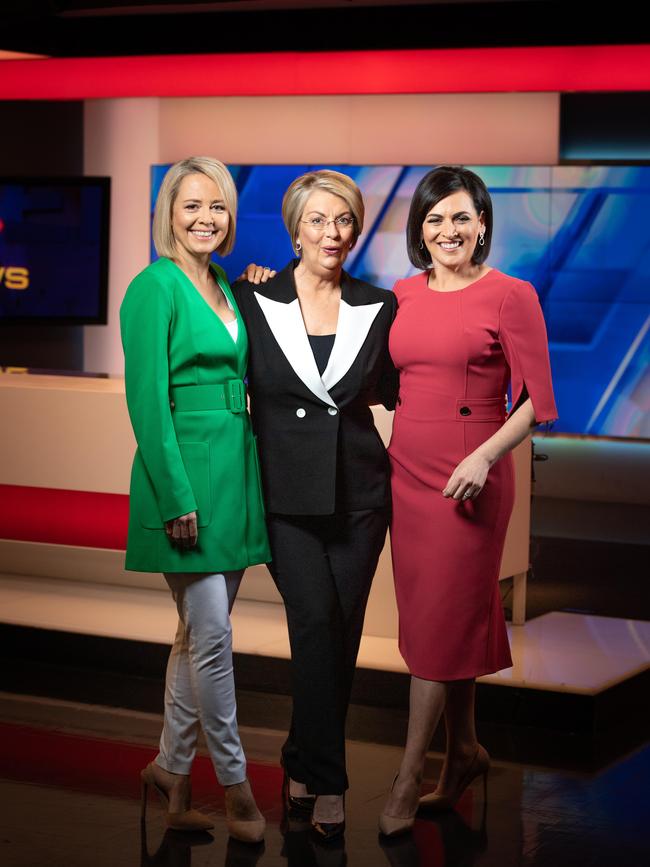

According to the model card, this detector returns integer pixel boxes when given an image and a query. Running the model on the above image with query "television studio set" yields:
[0,3,648,866]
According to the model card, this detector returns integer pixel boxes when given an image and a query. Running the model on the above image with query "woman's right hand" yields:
[238,264,276,284]
[165,511,198,549]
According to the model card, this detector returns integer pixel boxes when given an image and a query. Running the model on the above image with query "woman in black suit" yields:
[233,170,398,839]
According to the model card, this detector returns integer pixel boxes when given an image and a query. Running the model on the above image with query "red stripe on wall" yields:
[0,485,128,550]
[0,45,649,99]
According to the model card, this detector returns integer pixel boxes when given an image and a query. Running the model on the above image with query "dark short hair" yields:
[406,166,493,270]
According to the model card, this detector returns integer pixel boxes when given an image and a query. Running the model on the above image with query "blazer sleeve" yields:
[499,280,558,425]
[374,290,400,411]
[120,272,197,522]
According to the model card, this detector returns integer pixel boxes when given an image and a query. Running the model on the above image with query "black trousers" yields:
[266,508,388,795]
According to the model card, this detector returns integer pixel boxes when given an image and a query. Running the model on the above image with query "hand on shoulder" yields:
[236,264,276,285]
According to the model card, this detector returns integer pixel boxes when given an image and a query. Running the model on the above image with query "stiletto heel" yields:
[140,762,214,832]
[378,773,418,837]
[281,756,316,815]
[418,744,490,811]
[140,776,149,821]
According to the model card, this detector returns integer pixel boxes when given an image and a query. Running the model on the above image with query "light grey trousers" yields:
[155,570,247,786]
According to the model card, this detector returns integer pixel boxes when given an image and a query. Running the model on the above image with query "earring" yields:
[295,240,302,253]
[419,239,424,251]
[478,232,485,247]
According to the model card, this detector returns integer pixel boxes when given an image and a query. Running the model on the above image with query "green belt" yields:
[170,380,247,413]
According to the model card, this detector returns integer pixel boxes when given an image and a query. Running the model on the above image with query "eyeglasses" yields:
[300,216,355,231]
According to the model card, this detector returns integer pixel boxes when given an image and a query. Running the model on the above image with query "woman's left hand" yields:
[443,451,491,501]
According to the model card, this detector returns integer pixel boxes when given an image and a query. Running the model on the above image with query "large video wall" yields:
[151,164,650,440]
[0,178,109,324]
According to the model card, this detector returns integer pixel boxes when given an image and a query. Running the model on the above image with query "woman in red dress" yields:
[379,166,557,835]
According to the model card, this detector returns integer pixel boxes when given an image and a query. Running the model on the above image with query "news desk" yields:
[0,373,532,661]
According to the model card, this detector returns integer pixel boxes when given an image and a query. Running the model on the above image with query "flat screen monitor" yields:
[0,177,110,325]
[151,164,650,440]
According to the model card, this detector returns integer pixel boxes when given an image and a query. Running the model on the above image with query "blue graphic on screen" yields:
[151,164,650,440]
[0,181,108,323]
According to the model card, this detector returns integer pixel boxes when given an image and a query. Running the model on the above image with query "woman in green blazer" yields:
[120,157,270,843]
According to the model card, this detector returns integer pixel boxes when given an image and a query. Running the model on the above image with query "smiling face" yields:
[296,190,355,276]
[421,189,485,271]
[171,172,229,264]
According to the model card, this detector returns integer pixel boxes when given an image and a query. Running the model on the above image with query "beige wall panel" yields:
[0,374,134,493]
[83,98,161,376]
[159,93,559,166]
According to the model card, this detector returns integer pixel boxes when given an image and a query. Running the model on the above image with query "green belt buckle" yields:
[228,379,245,413]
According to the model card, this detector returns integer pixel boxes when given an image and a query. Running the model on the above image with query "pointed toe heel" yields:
[378,812,414,838]
[311,818,346,842]
[167,809,215,832]
[418,744,490,812]
[227,816,266,844]
[140,763,214,832]
[378,773,417,838]
[225,778,266,844]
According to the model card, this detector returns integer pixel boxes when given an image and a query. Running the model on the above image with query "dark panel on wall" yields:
[0,100,84,370]
[0,2,647,57]
[0,101,83,176]
[560,93,650,161]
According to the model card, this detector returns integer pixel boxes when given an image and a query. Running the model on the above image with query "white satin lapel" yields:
[322,299,384,391]
[253,291,337,408]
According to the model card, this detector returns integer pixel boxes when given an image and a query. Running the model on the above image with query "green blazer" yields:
[120,256,271,573]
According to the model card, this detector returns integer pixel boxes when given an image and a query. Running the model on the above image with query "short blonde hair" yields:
[282,169,365,254]
[152,157,237,259]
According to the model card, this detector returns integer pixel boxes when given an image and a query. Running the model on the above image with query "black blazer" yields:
[233,260,399,515]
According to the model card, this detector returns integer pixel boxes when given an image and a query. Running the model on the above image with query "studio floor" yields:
[1,692,648,867]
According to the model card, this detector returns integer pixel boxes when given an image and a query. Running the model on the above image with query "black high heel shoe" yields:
[281,758,316,816]
[311,794,345,842]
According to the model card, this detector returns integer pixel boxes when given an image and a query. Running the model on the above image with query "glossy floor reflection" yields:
[1,696,648,867]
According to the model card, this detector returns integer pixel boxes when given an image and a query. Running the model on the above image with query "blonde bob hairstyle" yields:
[282,169,365,255]
[152,156,238,259]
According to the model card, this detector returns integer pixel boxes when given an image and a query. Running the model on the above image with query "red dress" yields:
[388,269,557,681]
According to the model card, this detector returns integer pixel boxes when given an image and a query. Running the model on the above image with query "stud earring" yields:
[478,232,485,247]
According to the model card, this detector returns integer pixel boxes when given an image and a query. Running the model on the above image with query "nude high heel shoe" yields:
[140,762,214,832]
[225,779,266,844]
[418,744,490,811]
[378,774,416,838]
